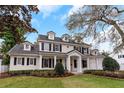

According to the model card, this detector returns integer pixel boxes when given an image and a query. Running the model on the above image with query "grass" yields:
[0,74,124,88]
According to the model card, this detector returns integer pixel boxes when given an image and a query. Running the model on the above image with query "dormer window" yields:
[61,34,70,42]
[47,31,55,40]
[26,44,30,49]
[23,42,32,51]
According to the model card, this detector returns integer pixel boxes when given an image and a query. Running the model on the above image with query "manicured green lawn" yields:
[0,74,124,88]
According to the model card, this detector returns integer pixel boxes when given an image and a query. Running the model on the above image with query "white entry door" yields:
[71,59,77,72]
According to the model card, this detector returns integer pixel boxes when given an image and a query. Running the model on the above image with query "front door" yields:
[71,59,77,72]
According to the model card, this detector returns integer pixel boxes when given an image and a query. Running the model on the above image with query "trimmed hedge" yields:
[9,70,73,77]
[84,70,124,79]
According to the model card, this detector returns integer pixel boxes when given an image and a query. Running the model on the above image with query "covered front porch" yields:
[39,50,90,73]
[39,53,67,70]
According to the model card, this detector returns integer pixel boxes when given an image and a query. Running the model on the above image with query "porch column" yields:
[87,57,90,69]
[67,56,71,72]
[54,55,57,67]
[39,55,42,69]
[77,56,82,73]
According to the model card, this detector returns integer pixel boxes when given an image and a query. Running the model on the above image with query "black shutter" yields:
[53,44,55,51]
[14,57,17,65]
[49,58,51,68]
[34,58,36,65]
[60,44,62,52]
[60,59,62,63]
[82,47,84,54]
[74,46,76,50]
[87,48,89,54]
[52,59,54,68]
[22,58,24,65]
[27,58,29,65]
[49,43,51,51]
[42,42,44,50]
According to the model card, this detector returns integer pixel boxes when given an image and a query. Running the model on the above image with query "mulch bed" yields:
[0,72,74,79]
[0,73,11,79]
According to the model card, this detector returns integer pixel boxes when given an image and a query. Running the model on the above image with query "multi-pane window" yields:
[27,58,36,65]
[42,58,54,68]
[82,60,87,68]
[55,44,60,51]
[26,44,30,49]
[118,55,124,58]
[30,58,34,65]
[44,43,49,51]
[17,58,22,65]
[14,57,25,65]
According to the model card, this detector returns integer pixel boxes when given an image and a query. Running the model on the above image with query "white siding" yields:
[9,56,39,71]
[110,51,124,70]
[62,44,74,53]
[89,57,103,70]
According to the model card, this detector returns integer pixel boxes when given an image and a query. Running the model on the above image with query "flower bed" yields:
[84,70,124,79]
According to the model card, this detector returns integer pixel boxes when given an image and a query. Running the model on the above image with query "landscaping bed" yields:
[0,72,10,79]
[8,70,73,78]
[84,70,124,79]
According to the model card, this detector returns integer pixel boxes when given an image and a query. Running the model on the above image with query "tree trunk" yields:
[113,23,124,43]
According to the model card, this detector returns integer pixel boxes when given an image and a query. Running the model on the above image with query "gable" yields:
[67,50,83,57]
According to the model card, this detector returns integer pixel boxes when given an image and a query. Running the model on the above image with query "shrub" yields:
[102,57,120,71]
[54,62,65,75]
[84,70,124,79]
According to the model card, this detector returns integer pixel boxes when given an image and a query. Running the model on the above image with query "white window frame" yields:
[29,57,36,66]
[24,44,31,51]
[42,58,54,68]
[44,42,49,51]
[55,44,60,52]
[17,57,22,66]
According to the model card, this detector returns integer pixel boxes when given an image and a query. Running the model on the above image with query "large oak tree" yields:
[66,5,124,52]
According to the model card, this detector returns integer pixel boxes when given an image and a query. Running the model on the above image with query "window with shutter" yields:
[14,57,17,65]
[82,60,87,68]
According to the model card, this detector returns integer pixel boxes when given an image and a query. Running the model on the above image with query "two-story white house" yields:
[8,31,104,73]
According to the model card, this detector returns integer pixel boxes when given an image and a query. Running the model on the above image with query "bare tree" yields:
[66,5,124,53]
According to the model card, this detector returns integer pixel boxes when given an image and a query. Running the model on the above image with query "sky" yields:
[25,5,113,52]
[27,5,73,43]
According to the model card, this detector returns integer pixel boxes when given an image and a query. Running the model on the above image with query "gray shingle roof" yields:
[38,34,90,46]
[8,44,39,55]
